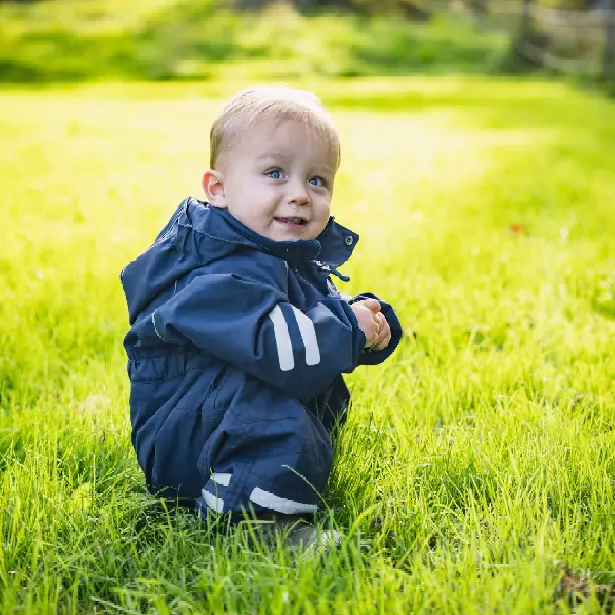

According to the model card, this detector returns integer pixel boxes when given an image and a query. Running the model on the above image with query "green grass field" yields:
[1,76,615,614]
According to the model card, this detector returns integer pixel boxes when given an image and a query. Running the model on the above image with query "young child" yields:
[120,86,403,549]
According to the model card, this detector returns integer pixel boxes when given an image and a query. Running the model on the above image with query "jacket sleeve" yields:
[142,268,367,400]
[349,292,404,365]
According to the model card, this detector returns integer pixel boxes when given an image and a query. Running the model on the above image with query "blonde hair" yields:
[210,85,341,169]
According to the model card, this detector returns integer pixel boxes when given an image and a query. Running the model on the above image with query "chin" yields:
[275,234,303,242]
[268,229,306,242]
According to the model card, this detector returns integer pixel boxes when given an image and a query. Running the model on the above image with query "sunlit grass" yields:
[1,76,615,613]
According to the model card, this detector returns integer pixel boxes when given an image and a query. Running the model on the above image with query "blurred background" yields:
[1,0,614,88]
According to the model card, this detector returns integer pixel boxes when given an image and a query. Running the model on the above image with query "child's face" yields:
[204,119,337,242]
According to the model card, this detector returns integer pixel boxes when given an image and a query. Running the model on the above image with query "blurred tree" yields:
[350,0,431,18]
[234,0,430,19]
[233,0,348,8]
[604,0,615,81]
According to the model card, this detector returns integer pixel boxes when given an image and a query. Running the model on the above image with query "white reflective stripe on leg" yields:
[291,306,320,366]
[268,305,294,371]
[249,487,318,515]
[201,489,224,513]
[212,472,232,486]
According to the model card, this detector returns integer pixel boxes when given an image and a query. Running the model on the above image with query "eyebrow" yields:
[256,153,285,161]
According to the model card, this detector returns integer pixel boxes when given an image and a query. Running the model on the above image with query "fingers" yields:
[368,312,380,346]
[350,303,380,347]
[373,313,391,351]
[354,298,381,314]
[350,301,390,349]
[374,324,391,351]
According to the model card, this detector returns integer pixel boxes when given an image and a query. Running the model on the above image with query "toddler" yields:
[120,86,403,550]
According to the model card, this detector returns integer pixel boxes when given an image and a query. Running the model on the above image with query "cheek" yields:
[316,199,331,220]
[313,204,331,234]
[223,182,240,204]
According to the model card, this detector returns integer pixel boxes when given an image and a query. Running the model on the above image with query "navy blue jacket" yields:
[121,197,403,509]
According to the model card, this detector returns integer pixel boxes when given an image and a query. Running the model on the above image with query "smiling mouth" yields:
[275,217,308,226]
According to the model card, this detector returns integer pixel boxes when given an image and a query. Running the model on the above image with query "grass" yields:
[1,74,615,613]
[0,0,507,83]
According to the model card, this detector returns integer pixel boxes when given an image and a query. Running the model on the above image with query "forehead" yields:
[223,119,339,169]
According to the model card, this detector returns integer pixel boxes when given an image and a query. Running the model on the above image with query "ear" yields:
[202,169,227,208]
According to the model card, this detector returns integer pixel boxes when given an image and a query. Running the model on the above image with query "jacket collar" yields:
[191,199,359,269]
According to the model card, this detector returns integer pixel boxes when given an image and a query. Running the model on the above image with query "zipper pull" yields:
[311,260,350,282]
[328,266,350,282]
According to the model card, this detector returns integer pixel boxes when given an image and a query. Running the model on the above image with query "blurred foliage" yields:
[0,0,507,83]
[235,0,432,18]
[236,0,597,14]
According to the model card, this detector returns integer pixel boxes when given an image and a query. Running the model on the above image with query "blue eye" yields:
[309,176,326,187]
[266,169,283,179]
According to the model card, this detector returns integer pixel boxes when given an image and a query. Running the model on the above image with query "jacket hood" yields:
[120,197,359,324]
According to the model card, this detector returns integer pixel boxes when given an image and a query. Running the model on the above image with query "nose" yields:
[288,179,310,206]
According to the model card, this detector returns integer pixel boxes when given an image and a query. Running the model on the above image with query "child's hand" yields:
[351,298,390,350]
[350,299,380,347]
[351,299,392,351]
[373,310,391,351]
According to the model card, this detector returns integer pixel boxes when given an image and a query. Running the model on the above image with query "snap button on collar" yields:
[345,235,354,246]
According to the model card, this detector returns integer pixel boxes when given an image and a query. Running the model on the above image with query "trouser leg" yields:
[195,383,333,519]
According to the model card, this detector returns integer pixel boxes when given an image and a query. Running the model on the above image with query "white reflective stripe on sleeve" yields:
[151,311,168,342]
[201,489,224,513]
[249,487,318,515]
[212,472,232,486]
[291,306,321,366]
[268,305,294,371]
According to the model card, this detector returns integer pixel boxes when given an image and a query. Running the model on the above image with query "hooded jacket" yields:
[120,197,403,508]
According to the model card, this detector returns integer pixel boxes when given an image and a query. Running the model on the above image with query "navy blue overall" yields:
[120,197,402,518]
